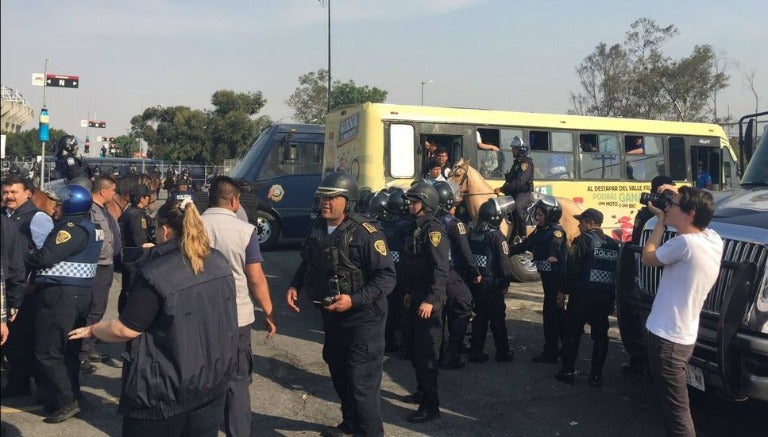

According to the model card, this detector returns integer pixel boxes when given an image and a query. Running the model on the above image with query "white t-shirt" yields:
[645,228,724,345]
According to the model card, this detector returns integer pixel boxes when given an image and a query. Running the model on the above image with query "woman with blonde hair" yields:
[69,198,238,436]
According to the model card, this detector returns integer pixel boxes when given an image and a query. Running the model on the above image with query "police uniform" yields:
[118,205,154,311]
[28,213,102,414]
[401,214,449,418]
[558,227,619,385]
[500,155,534,238]
[55,153,86,181]
[438,211,477,368]
[510,223,567,361]
[290,214,395,436]
[380,213,414,352]
[468,223,515,362]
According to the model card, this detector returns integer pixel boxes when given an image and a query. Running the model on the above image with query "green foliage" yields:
[286,69,388,124]
[3,128,69,158]
[570,18,729,122]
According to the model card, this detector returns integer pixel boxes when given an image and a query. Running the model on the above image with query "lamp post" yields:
[318,0,331,114]
[421,79,433,105]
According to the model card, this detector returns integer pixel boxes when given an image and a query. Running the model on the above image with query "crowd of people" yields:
[1,132,723,436]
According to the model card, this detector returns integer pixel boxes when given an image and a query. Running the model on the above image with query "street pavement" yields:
[2,245,766,436]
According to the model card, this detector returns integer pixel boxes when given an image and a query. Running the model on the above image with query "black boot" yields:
[590,339,609,387]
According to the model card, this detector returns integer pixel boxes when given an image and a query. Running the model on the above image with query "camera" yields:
[640,190,674,209]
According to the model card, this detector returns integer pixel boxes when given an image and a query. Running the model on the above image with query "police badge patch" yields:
[374,240,387,256]
[502,241,509,255]
[429,231,441,247]
[457,222,467,235]
[141,218,147,229]
[521,163,528,171]
[553,230,563,238]
[55,230,72,244]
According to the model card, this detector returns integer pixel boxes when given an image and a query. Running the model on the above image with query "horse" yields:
[449,158,581,243]
[31,188,62,221]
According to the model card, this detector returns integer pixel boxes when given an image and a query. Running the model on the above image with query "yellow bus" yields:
[324,102,738,242]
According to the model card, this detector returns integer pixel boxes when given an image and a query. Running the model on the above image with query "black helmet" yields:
[368,190,390,219]
[386,187,408,216]
[177,175,191,186]
[355,187,374,214]
[315,171,359,202]
[535,195,562,225]
[405,183,440,214]
[55,135,78,156]
[478,196,516,227]
[433,181,455,211]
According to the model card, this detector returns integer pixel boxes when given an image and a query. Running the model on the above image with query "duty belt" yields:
[37,261,98,278]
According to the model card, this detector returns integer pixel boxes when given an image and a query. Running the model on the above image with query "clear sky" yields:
[2,0,766,150]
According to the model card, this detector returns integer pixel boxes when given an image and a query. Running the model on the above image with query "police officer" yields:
[510,196,567,363]
[494,136,534,239]
[117,184,155,311]
[27,184,103,423]
[163,167,177,194]
[169,174,198,203]
[53,135,87,181]
[468,197,516,363]
[286,171,395,437]
[555,208,619,387]
[400,182,448,423]
[433,181,478,369]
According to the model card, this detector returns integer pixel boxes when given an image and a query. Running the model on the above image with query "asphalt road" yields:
[2,245,766,436]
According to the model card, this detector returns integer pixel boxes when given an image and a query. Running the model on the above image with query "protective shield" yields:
[491,196,516,216]
[44,178,71,202]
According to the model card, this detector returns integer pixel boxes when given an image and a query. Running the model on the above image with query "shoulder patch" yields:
[374,239,387,256]
[141,217,147,229]
[553,230,563,238]
[66,222,75,227]
[429,231,442,247]
[362,222,377,234]
[457,222,467,235]
[55,230,72,245]
[502,240,509,255]
[521,163,528,171]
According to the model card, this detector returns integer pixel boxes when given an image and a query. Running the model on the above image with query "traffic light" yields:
[88,121,107,128]
[123,143,131,158]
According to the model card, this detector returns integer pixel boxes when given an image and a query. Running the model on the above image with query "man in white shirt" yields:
[641,184,723,437]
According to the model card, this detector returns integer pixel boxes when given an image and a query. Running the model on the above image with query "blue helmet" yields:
[62,184,93,215]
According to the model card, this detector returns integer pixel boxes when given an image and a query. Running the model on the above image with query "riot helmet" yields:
[355,187,374,214]
[478,196,516,227]
[405,183,440,214]
[534,195,562,225]
[69,176,93,191]
[386,187,408,216]
[55,135,79,157]
[433,181,455,212]
[176,175,191,188]
[62,184,93,215]
[315,171,359,208]
[9,163,21,175]
[368,190,390,219]
[511,136,528,156]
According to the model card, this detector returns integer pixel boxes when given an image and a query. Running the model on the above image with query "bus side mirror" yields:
[743,119,755,163]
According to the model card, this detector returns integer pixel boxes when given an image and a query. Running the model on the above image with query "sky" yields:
[2,0,766,155]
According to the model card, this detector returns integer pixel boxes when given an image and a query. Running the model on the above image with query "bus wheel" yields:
[254,210,280,251]
[509,252,540,282]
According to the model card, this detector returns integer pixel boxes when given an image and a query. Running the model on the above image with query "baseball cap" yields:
[573,208,604,224]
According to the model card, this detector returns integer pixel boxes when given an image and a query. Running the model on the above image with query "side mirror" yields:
[744,119,755,163]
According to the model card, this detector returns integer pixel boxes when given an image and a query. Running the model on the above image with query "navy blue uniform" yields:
[511,223,567,360]
[28,214,102,412]
[438,212,477,367]
[401,216,448,415]
[290,214,395,436]
[380,215,414,352]
[468,225,515,361]
[118,205,154,312]
[499,156,534,238]
[560,228,619,380]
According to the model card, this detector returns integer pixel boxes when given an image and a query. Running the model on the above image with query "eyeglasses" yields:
[666,200,681,209]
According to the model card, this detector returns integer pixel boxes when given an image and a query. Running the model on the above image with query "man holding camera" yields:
[641,184,723,437]
[286,171,395,437]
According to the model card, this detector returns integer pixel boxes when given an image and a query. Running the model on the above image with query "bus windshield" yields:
[741,127,768,186]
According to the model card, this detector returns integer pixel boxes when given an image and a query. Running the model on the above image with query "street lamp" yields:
[318,0,331,114]
[421,79,433,105]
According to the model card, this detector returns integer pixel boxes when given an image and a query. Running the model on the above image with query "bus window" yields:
[531,152,574,180]
[625,135,664,181]
[668,137,687,181]
[552,132,574,152]
[579,134,621,179]
[476,128,503,178]
[579,134,598,152]
[529,130,550,151]
[390,124,415,178]
[258,145,285,180]
[599,135,620,153]
[498,128,523,175]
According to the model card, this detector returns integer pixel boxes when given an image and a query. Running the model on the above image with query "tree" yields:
[570,18,729,122]
[286,69,388,124]
[3,128,69,158]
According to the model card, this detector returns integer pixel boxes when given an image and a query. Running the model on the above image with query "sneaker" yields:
[43,401,81,424]
[467,352,489,363]
[80,361,97,374]
[554,370,575,385]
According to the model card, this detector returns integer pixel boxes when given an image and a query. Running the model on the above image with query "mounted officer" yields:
[53,136,88,181]
[494,136,534,239]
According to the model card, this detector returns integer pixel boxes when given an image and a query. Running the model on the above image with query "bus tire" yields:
[509,252,540,282]
[254,210,280,251]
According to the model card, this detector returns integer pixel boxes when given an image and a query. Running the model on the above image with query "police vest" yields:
[302,217,367,304]
[400,216,443,293]
[119,243,237,419]
[529,224,567,272]
[578,230,620,292]
[468,229,501,278]
[440,213,462,268]
[171,189,194,202]
[381,216,410,265]
[36,218,101,287]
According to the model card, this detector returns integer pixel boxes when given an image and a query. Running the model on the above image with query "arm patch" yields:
[362,222,377,234]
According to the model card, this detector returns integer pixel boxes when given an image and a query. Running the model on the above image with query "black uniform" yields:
[379,214,414,353]
[169,188,198,203]
[560,228,619,381]
[55,154,87,181]
[290,214,395,436]
[468,224,515,361]
[510,223,567,360]
[28,214,102,412]
[401,215,449,415]
[438,212,478,367]
[118,205,154,312]
[499,155,534,238]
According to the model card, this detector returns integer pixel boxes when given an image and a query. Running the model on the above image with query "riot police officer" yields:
[510,196,567,363]
[27,184,103,423]
[433,181,479,369]
[53,136,87,181]
[286,171,395,437]
[400,182,448,423]
[468,197,516,363]
[169,174,198,203]
[494,136,534,239]
[117,184,155,311]
[556,208,619,387]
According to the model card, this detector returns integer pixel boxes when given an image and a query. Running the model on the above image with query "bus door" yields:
[417,124,465,177]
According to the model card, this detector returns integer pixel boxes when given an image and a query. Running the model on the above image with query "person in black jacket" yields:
[69,198,238,436]
[494,136,534,239]
[1,215,28,346]
[555,208,620,387]
[117,184,155,311]
[286,172,395,437]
